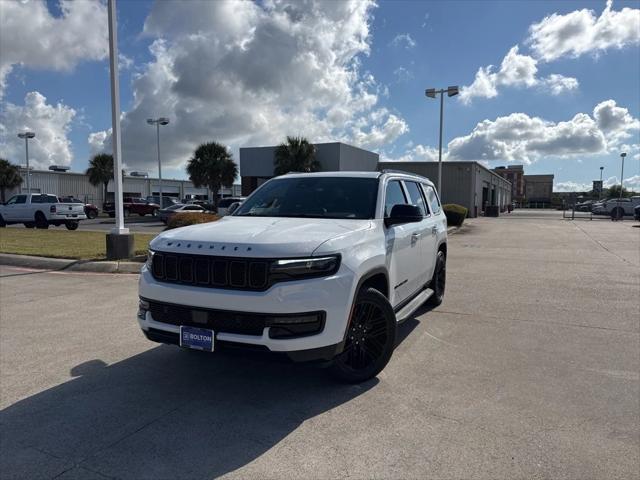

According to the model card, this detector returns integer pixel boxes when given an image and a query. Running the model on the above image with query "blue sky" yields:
[1,0,639,191]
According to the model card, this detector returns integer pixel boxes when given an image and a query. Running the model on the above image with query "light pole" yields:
[147,118,169,208]
[599,166,604,199]
[17,131,35,193]
[425,85,459,197]
[619,152,626,201]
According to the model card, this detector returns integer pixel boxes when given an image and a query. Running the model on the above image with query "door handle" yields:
[411,232,420,243]
[431,226,438,235]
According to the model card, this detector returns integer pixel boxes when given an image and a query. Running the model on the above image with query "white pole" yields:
[24,137,30,194]
[437,91,444,196]
[108,0,128,235]
[157,122,163,209]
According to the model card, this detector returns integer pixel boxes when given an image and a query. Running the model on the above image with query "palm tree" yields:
[86,154,114,206]
[187,142,238,209]
[0,158,23,203]
[273,136,319,176]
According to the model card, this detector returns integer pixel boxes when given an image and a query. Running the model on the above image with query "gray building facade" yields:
[239,142,379,195]
[378,161,512,218]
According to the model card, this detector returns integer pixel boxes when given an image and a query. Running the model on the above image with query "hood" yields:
[150,216,372,257]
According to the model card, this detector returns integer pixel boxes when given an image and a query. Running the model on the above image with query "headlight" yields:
[145,249,155,269]
[270,255,340,279]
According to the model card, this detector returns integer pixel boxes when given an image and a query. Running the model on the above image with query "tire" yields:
[330,287,397,383]
[65,221,79,231]
[427,250,446,307]
[35,212,49,229]
[123,208,130,218]
[0,214,5,227]
[24,222,35,228]
[152,209,159,217]
[611,207,624,221]
[86,209,97,219]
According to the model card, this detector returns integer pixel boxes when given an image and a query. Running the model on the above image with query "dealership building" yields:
[9,168,242,205]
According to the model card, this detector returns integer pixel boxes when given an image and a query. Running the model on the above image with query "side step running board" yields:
[395,288,434,323]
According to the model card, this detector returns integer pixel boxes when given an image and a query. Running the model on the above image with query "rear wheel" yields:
[65,221,79,231]
[611,207,624,221]
[0,214,5,227]
[86,209,97,219]
[427,250,446,307]
[35,212,49,229]
[330,287,396,383]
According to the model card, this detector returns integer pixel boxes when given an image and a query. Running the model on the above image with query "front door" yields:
[383,180,422,308]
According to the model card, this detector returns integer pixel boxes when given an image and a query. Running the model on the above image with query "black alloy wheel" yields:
[35,212,49,229]
[427,250,446,307]
[65,221,79,231]
[330,287,396,383]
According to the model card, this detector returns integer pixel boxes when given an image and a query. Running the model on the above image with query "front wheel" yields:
[427,250,446,307]
[611,207,624,221]
[330,287,397,383]
[0,214,6,227]
[65,221,79,231]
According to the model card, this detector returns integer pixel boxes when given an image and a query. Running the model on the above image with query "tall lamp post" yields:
[147,117,169,208]
[17,131,35,193]
[619,152,626,201]
[425,85,459,197]
[599,166,604,199]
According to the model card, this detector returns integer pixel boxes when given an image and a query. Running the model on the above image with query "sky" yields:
[0,0,639,192]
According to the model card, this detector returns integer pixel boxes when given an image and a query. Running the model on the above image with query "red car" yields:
[59,196,99,219]
[103,197,160,217]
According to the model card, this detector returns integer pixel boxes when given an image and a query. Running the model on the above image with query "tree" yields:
[86,154,114,205]
[606,184,632,198]
[273,136,319,176]
[0,158,23,203]
[187,142,238,208]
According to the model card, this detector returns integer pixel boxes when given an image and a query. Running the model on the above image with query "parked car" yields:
[575,200,597,212]
[592,196,640,219]
[138,171,447,383]
[103,197,160,218]
[146,196,180,209]
[58,196,99,219]
[0,193,86,230]
[216,197,246,215]
[158,204,210,224]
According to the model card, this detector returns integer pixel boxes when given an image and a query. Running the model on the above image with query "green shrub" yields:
[166,212,219,230]
[442,204,467,227]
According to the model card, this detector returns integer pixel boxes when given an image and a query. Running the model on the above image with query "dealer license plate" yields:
[179,326,215,351]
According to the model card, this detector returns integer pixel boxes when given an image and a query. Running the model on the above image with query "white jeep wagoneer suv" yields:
[138,171,447,382]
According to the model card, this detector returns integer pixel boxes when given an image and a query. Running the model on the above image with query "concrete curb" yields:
[0,253,143,274]
[446,226,460,235]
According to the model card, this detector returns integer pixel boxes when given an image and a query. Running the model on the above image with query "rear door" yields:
[383,179,422,307]
[403,181,436,286]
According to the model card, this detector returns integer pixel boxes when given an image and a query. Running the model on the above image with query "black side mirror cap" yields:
[385,204,423,227]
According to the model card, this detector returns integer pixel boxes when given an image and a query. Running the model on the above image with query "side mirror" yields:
[385,204,423,227]
[227,202,240,215]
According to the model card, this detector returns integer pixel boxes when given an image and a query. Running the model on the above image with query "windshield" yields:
[234,176,379,219]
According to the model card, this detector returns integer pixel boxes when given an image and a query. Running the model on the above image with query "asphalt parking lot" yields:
[1,214,638,479]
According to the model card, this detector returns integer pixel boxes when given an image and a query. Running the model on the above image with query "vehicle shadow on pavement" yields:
[0,343,379,479]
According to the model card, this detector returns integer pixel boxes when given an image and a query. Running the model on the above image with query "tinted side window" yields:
[384,180,407,217]
[404,181,429,216]
[31,195,42,204]
[45,195,58,203]
[15,195,27,204]
[423,185,441,214]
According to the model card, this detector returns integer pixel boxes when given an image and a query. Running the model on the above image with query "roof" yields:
[279,170,434,185]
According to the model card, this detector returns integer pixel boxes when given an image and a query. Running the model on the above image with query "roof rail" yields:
[380,169,416,175]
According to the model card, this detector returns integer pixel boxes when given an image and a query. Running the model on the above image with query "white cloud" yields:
[593,100,640,146]
[446,101,638,163]
[0,0,108,99]
[89,0,408,172]
[622,175,640,191]
[528,0,640,62]
[459,46,578,104]
[390,33,416,49]
[393,66,413,83]
[0,91,76,168]
[554,181,591,192]
[381,143,440,162]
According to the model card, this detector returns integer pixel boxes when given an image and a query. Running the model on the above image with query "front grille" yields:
[148,301,267,336]
[152,252,270,291]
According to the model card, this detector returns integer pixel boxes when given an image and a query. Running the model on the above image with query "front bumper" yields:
[137,263,357,359]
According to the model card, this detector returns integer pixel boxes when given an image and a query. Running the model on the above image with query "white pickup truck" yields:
[0,193,87,230]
